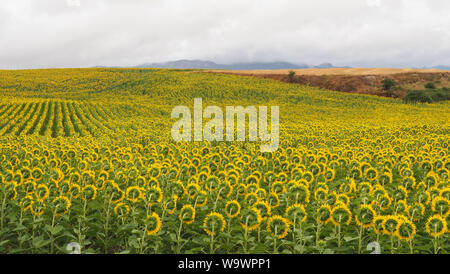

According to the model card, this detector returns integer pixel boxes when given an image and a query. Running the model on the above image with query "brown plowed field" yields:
[205,68,450,97]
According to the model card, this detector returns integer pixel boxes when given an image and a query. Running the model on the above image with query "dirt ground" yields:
[205,68,450,97]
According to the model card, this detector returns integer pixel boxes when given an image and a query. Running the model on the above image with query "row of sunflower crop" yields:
[0,133,448,253]
[0,100,126,138]
[0,68,448,254]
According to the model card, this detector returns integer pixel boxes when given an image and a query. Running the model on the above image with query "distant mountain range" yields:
[429,65,450,70]
[92,59,450,71]
[133,59,350,70]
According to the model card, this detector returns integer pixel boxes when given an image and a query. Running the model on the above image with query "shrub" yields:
[403,90,433,103]
[386,85,402,98]
[424,82,436,89]
[288,71,296,82]
[381,78,396,91]
[430,89,450,102]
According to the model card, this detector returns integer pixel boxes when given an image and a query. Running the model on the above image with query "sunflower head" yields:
[267,215,290,239]
[395,217,416,241]
[240,208,262,231]
[179,204,196,224]
[146,212,162,236]
[356,205,376,229]
[425,215,447,238]
[203,212,226,236]
[331,204,352,226]
[225,200,241,218]
[286,203,307,223]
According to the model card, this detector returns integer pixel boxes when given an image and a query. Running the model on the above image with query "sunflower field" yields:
[0,68,449,254]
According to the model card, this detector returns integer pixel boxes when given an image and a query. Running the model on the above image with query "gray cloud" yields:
[1,0,449,69]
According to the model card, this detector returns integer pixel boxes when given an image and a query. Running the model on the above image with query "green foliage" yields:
[404,88,450,104]
[424,82,436,89]
[404,90,433,103]
[381,78,396,91]
[288,70,296,83]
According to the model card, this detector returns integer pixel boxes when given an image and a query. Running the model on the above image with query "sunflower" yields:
[285,203,307,223]
[179,204,196,224]
[244,193,259,207]
[324,168,335,182]
[30,199,46,216]
[58,180,70,195]
[186,183,200,199]
[52,196,71,216]
[235,183,247,197]
[424,172,438,188]
[146,186,163,204]
[373,216,385,235]
[290,182,310,204]
[149,166,161,178]
[303,171,314,184]
[372,185,387,199]
[163,194,178,214]
[148,177,160,189]
[395,217,416,241]
[245,175,259,185]
[205,176,220,192]
[255,188,267,199]
[378,194,392,210]
[314,188,328,202]
[254,201,271,221]
[358,182,373,195]
[267,215,290,239]
[20,195,34,211]
[331,204,352,226]
[31,167,43,180]
[440,187,450,200]
[125,186,143,203]
[382,215,400,236]
[225,200,241,218]
[407,203,425,221]
[416,190,430,205]
[78,160,88,171]
[35,183,49,200]
[393,186,408,201]
[135,176,147,188]
[240,208,262,231]
[431,197,449,216]
[13,172,23,185]
[267,192,280,208]
[70,172,81,184]
[428,187,441,201]
[203,212,226,236]
[110,184,125,204]
[81,185,97,201]
[146,212,162,236]
[425,215,447,237]
[326,191,338,206]
[246,183,259,193]
[394,200,408,215]
[195,191,208,207]
[4,182,17,200]
[336,194,350,207]
[317,204,332,224]
[339,179,355,195]
[271,181,286,194]
[114,202,130,217]
[355,205,376,229]
[378,172,392,185]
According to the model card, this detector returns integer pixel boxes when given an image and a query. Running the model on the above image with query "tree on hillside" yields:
[288,71,296,83]
[381,78,396,91]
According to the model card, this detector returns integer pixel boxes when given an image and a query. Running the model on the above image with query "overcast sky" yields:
[1,0,449,69]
